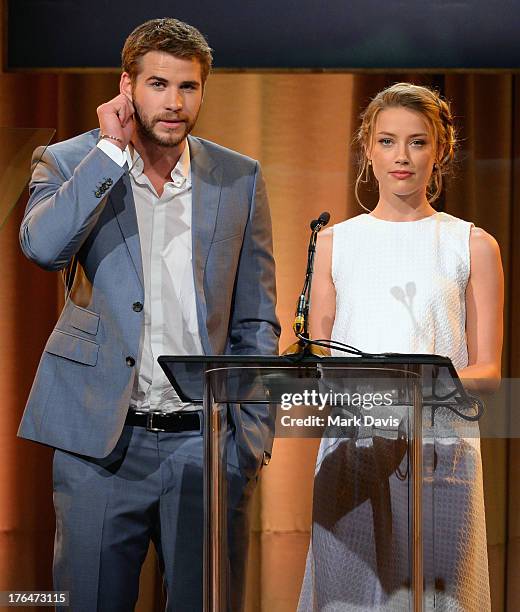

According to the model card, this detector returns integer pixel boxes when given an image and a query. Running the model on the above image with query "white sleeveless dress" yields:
[298,212,490,611]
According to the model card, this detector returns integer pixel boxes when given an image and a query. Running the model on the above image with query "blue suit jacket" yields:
[18,129,280,475]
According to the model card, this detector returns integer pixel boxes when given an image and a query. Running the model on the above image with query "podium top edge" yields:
[157,354,452,366]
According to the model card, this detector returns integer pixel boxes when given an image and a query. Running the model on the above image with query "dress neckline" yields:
[364,211,441,224]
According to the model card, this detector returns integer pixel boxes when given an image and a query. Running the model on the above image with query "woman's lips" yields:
[390,171,413,179]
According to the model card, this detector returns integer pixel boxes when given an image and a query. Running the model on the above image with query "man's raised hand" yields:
[96,93,135,150]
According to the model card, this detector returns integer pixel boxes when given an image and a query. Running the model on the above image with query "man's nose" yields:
[165,90,183,111]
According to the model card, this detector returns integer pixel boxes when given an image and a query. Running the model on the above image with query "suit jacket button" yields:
[132,302,143,312]
[126,356,135,367]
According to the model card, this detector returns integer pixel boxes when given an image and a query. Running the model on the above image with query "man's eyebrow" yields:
[145,76,201,88]
[146,76,168,84]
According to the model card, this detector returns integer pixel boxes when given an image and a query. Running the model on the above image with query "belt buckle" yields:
[146,412,166,433]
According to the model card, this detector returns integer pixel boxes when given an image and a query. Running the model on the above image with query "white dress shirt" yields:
[98,138,203,413]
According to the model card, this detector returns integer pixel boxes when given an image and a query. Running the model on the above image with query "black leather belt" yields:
[125,410,201,433]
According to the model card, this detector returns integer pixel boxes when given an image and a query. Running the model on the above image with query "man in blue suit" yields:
[18,18,279,611]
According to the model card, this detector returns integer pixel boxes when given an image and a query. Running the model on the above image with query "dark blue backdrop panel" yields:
[6,0,520,70]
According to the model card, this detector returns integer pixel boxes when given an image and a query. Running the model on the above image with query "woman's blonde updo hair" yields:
[354,82,457,208]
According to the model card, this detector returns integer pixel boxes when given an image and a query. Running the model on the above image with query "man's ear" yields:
[120,72,132,99]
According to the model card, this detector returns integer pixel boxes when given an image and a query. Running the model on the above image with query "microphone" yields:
[294,211,330,332]
[310,211,330,231]
[283,212,331,357]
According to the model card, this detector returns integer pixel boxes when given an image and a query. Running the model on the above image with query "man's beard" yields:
[133,99,197,148]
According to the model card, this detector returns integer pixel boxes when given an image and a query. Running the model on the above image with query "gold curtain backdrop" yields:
[1,12,519,610]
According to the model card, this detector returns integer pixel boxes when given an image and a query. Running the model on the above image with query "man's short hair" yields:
[122,18,213,84]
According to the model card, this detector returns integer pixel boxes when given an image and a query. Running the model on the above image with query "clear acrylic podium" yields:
[159,354,481,612]
[0,127,55,231]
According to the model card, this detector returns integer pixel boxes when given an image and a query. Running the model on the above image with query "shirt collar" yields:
[125,142,191,187]
[174,142,191,186]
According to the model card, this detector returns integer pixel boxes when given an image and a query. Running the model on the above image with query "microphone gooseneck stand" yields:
[283,211,331,359]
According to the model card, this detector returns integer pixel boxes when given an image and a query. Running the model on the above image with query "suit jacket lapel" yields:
[189,136,223,353]
[109,170,144,290]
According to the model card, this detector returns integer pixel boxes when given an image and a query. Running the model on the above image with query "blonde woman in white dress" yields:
[298,83,504,611]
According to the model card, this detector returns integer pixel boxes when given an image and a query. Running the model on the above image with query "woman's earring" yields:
[364,159,372,182]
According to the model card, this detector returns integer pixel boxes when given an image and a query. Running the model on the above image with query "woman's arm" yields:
[459,227,504,392]
[308,228,336,351]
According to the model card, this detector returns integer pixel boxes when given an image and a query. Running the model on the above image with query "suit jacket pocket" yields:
[69,303,100,335]
[211,231,243,245]
[45,329,99,366]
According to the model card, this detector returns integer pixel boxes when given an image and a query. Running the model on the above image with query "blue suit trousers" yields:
[52,421,254,611]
